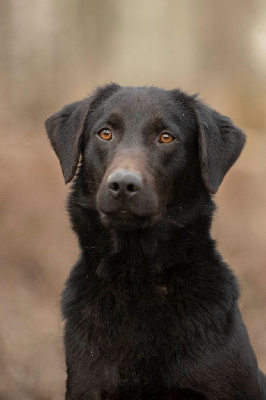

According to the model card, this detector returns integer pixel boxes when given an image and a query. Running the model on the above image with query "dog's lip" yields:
[102,210,139,222]
[99,210,162,231]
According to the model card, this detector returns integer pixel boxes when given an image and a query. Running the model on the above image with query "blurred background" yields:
[0,0,265,398]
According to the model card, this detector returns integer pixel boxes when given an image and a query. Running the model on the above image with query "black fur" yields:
[45,84,266,399]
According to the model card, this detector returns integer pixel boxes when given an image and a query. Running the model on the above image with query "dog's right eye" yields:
[97,129,112,141]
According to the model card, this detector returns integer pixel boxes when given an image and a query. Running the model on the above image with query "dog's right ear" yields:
[45,83,120,184]
[45,99,90,184]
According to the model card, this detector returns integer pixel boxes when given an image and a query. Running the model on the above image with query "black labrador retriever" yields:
[45,84,266,399]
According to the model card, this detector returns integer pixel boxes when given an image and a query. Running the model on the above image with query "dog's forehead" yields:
[90,86,197,136]
[104,87,173,118]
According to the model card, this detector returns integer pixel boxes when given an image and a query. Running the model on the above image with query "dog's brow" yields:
[145,115,168,132]
[105,112,124,129]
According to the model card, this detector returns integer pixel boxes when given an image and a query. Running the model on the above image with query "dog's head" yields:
[45,84,245,231]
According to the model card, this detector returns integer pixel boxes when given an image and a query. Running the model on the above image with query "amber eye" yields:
[158,132,175,144]
[98,129,112,141]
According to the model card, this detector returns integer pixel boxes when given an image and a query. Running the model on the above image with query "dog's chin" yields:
[99,211,160,231]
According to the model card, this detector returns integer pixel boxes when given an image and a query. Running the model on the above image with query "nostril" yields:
[127,184,136,193]
[109,182,120,192]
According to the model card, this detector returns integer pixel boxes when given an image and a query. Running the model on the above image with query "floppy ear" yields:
[193,99,246,194]
[45,99,90,184]
[45,83,120,184]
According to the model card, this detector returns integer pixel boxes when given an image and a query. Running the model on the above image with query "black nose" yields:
[107,170,143,199]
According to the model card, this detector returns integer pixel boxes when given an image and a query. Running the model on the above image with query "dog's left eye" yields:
[97,129,112,141]
[158,132,175,144]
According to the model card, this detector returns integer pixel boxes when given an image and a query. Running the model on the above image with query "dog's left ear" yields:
[193,99,246,194]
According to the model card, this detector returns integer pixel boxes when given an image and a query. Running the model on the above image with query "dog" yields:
[45,84,266,399]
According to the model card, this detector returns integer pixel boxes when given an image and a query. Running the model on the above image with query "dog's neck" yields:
[68,173,216,280]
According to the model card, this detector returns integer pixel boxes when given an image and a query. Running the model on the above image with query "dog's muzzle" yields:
[96,168,159,230]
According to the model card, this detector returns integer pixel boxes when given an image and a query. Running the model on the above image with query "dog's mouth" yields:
[99,210,161,231]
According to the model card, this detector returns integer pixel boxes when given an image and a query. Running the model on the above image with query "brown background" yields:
[0,1,265,399]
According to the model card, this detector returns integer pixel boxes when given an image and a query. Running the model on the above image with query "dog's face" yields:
[45,84,246,231]
[84,87,199,230]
